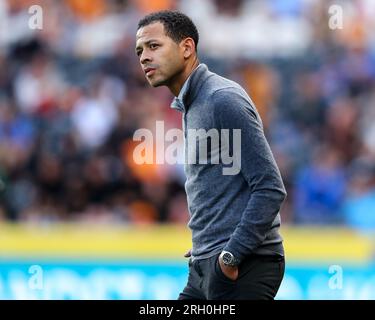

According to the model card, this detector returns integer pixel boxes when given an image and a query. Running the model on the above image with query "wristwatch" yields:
[219,251,240,267]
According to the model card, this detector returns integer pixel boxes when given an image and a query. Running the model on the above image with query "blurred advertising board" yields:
[0,224,374,299]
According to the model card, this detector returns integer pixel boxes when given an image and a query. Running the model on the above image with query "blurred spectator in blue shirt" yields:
[342,156,375,231]
[294,144,347,224]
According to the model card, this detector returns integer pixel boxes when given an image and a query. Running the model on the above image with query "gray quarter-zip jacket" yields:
[171,64,287,262]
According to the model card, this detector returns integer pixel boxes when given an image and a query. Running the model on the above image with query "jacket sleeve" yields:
[211,88,287,263]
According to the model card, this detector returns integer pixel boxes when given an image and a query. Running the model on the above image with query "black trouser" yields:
[178,253,285,300]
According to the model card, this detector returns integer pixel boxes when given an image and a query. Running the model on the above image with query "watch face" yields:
[222,252,233,264]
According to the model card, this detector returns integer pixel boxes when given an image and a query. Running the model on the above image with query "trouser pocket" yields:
[206,254,237,300]
[214,255,237,283]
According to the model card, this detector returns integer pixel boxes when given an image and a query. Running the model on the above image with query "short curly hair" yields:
[138,10,199,51]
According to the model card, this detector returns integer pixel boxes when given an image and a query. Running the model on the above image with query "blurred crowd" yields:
[0,0,375,229]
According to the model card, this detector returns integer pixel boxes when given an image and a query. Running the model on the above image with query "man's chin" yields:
[149,82,162,87]
[148,77,166,88]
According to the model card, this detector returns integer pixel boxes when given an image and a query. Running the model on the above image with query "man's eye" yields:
[150,44,159,49]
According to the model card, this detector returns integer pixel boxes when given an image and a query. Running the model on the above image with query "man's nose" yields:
[140,52,151,65]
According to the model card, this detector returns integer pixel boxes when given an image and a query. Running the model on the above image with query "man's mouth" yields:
[144,67,156,76]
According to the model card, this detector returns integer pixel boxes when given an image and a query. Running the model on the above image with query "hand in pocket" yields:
[218,256,239,281]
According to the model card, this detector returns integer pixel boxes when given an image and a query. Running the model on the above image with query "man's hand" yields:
[184,249,192,258]
[218,255,239,281]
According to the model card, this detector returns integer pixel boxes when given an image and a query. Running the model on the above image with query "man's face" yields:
[135,22,185,87]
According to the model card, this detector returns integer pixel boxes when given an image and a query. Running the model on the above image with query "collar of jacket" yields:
[170,63,210,113]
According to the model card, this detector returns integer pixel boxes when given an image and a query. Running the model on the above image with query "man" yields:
[135,10,287,300]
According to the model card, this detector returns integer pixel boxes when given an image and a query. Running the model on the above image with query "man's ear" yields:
[181,37,195,59]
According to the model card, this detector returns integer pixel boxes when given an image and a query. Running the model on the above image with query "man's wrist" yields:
[219,250,240,267]
[223,239,247,264]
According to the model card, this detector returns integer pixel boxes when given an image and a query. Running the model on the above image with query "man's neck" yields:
[169,58,200,97]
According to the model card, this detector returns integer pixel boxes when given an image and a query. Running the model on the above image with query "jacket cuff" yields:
[223,238,250,265]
